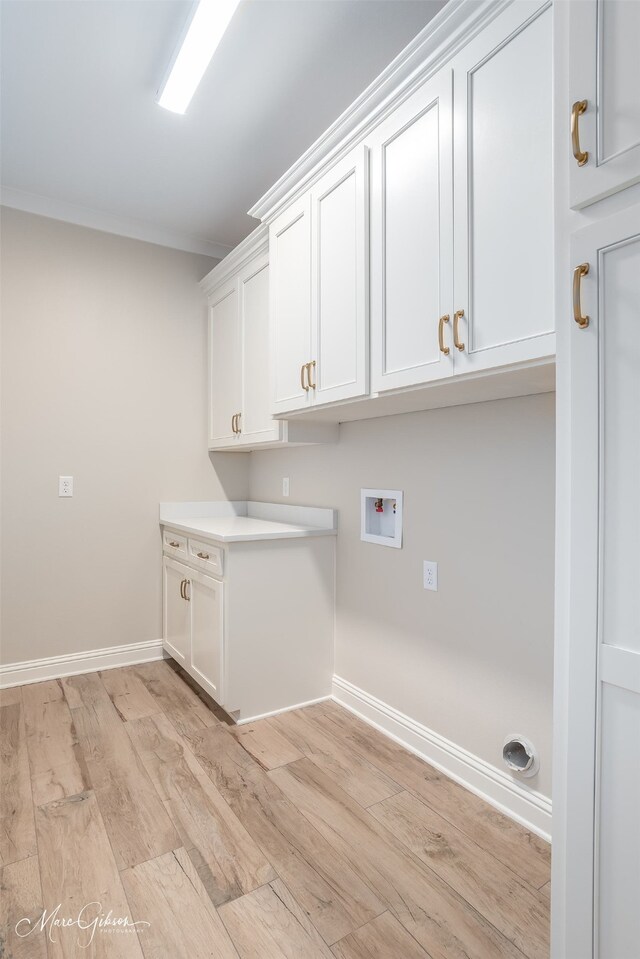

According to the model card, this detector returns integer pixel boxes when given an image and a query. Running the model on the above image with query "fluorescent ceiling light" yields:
[157,0,241,114]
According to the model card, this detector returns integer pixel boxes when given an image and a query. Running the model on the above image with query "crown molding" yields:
[0,186,232,260]
[199,222,269,295]
[248,0,512,224]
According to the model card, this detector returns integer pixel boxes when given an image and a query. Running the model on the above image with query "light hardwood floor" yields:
[0,661,550,958]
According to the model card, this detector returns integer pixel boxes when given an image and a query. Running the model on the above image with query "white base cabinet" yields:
[162,528,335,722]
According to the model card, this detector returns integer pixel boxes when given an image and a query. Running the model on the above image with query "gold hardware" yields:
[180,578,186,600]
[438,314,450,355]
[573,262,590,329]
[300,364,309,392]
[307,360,316,389]
[231,414,237,434]
[185,580,191,602]
[453,310,465,352]
[197,551,210,560]
[237,412,241,433]
[571,100,588,167]
[169,540,180,548]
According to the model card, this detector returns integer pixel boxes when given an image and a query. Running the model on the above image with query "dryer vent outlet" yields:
[502,735,539,778]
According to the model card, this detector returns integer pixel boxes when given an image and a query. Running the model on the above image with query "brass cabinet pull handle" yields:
[307,360,316,389]
[236,412,241,434]
[573,263,590,329]
[180,578,186,600]
[169,541,180,548]
[438,314,450,355]
[231,414,237,434]
[453,310,465,352]
[571,100,588,167]
[197,551,210,560]
[184,580,191,602]
[300,364,309,392]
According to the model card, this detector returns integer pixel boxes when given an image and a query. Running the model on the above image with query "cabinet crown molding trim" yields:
[200,222,269,295]
[248,0,512,224]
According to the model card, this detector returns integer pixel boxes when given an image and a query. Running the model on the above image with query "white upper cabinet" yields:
[208,279,241,446]
[310,146,369,405]
[452,1,554,376]
[570,0,640,209]
[270,195,313,415]
[270,145,369,415]
[370,70,454,392]
[238,253,280,445]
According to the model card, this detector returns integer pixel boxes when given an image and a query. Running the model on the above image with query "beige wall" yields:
[0,209,249,665]
[249,393,555,797]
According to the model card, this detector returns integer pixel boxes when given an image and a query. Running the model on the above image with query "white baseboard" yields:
[0,639,164,688]
[235,695,332,726]
[332,674,552,842]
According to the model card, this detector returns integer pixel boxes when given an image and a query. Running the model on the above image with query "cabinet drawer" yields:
[188,538,223,576]
[163,530,187,560]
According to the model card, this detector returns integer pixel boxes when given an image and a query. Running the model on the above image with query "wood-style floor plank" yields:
[125,712,276,905]
[62,673,179,870]
[267,878,335,959]
[0,686,23,707]
[99,668,162,722]
[121,847,239,959]
[191,724,385,946]
[132,661,219,745]
[270,758,525,959]
[313,700,551,888]
[369,790,549,959]
[232,721,304,770]
[0,855,47,959]
[23,679,90,806]
[270,709,403,808]
[331,911,430,959]
[36,790,145,958]
[0,702,37,866]
[219,882,333,959]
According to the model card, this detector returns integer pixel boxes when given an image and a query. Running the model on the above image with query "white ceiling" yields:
[1,0,446,256]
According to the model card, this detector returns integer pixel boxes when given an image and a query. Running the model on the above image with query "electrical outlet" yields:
[423,560,438,591]
[59,476,73,497]
[282,477,290,497]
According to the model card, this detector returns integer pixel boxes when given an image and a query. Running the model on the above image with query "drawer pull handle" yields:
[453,309,465,352]
[197,551,210,560]
[300,363,309,392]
[169,541,180,548]
[438,314,450,355]
[573,262,590,329]
[571,100,588,167]
[307,360,317,390]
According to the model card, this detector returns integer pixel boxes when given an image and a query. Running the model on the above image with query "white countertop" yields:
[160,501,337,544]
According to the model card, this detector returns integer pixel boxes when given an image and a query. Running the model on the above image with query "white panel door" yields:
[370,69,453,392]
[269,195,312,415]
[208,280,241,446]
[453,1,555,375]
[570,0,640,209]
[238,253,281,445]
[564,203,640,957]
[189,569,224,705]
[162,557,190,666]
[310,145,369,405]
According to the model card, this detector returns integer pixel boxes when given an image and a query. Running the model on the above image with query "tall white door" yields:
[189,570,224,705]
[239,253,280,445]
[452,0,555,375]
[570,0,640,209]
[209,280,241,446]
[370,70,453,392]
[269,195,312,415]
[310,145,369,405]
[162,557,191,666]
[564,203,640,957]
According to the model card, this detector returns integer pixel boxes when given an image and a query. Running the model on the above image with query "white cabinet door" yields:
[162,557,190,666]
[570,0,640,209]
[310,145,369,405]
[208,279,241,446]
[269,195,313,415]
[189,569,224,705]
[562,202,640,957]
[452,1,554,376]
[238,253,281,445]
[370,70,454,392]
